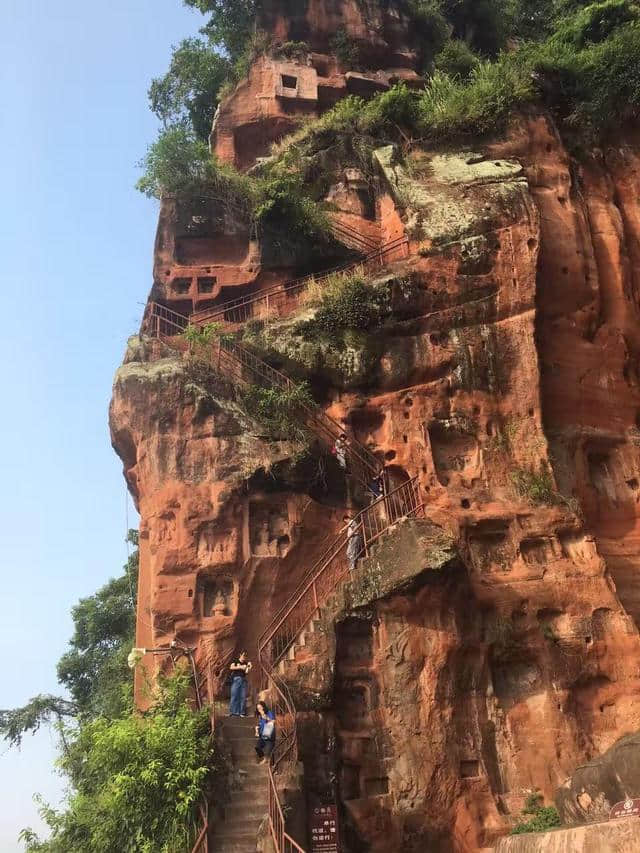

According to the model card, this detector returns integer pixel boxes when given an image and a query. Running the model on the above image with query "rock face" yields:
[555,732,640,825]
[111,3,640,851]
[494,818,640,853]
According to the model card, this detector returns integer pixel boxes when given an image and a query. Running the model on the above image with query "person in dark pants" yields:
[255,701,276,765]
[228,651,252,716]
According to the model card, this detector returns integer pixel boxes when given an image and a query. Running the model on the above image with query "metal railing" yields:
[189,235,409,329]
[329,219,380,253]
[259,476,423,673]
[191,649,235,853]
[256,476,423,853]
[147,304,383,487]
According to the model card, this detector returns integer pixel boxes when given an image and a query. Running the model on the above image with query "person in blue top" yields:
[254,701,276,765]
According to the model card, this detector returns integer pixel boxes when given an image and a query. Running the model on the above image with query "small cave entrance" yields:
[428,422,479,487]
[467,519,513,574]
[460,759,481,779]
[348,408,385,449]
[336,618,374,667]
[171,276,192,295]
[585,441,624,504]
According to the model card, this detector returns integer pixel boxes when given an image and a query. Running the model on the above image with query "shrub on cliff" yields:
[532,19,640,134]
[511,792,561,835]
[300,269,392,335]
[417,58,534,137]
[435,39,481,79]
[136,126,216,199]
[19,674,218,853]
[241,381,315,443]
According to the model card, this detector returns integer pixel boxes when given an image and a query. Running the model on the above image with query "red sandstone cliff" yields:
[111,3,640,850]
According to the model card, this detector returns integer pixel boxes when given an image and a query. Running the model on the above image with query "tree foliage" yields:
[136,126,214,198]
[148,38,231,140]
[1,531,138,749]
[183,0,258,61]
[19,675,216,853]
[511,793,561,835]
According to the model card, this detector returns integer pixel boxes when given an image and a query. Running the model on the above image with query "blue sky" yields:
[0,1,202,848]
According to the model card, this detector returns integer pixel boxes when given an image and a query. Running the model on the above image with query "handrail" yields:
[257,476,424,853]
[329,219,380,253]
[189,235,408,328]
[190,648,235,853]
[147,306,382,486]
[259,476,422,669]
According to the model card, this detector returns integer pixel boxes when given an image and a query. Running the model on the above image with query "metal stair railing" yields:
[257,476,423,853]
[258,476,423,674]
[329,218,381,253]
[190,648,235,853]
[147,304,382,487]
[189,235,409,329]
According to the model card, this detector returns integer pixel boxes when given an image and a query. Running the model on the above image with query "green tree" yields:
[184,0,258,61]
[149,38,231,140]
[18,674,216,853]
[1,530,138,746]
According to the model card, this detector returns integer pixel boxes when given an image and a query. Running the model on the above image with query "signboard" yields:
[310,804,340,853]
[610,798,640,820]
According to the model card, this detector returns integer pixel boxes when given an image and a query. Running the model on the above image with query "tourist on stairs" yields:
[255,701,276,765]
[332,433,349,470]
[228,651,252,717]
[344,514,363,572]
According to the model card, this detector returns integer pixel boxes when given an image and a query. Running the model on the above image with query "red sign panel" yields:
[310,804,340,853]
[610,798,640,819]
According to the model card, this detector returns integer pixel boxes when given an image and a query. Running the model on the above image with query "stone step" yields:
[210,837,257,853]
[222,715,256,728]
[224,801,268,822]
[211,831,258,851]
[216,816,263,836]
[232,775,270,795]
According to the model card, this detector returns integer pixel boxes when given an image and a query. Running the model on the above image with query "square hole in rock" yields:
[197,276,217,294]
[172,277,192,295]
[281,74,298,89]
[460,760,480,778]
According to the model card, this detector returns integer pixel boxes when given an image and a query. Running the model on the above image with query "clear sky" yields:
[0,2,202,849]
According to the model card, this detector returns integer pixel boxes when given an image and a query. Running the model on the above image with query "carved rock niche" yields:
[196,521,239,566]
[197,573,237,621]
[249,497,292,558]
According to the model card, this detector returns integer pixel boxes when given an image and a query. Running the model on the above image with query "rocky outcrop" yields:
[555,731,640,825]
[495,818,640,853]
[112,2,640,850]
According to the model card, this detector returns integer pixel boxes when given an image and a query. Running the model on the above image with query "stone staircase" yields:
[211,715,268,853]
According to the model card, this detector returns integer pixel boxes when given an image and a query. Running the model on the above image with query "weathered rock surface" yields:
[495,817,640,853]
[556,732,640,825]
[111,2,640,851]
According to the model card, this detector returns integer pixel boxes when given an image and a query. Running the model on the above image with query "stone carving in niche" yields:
[250,499,291,558]
[198,574,235,619]
[196,522,238,565]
